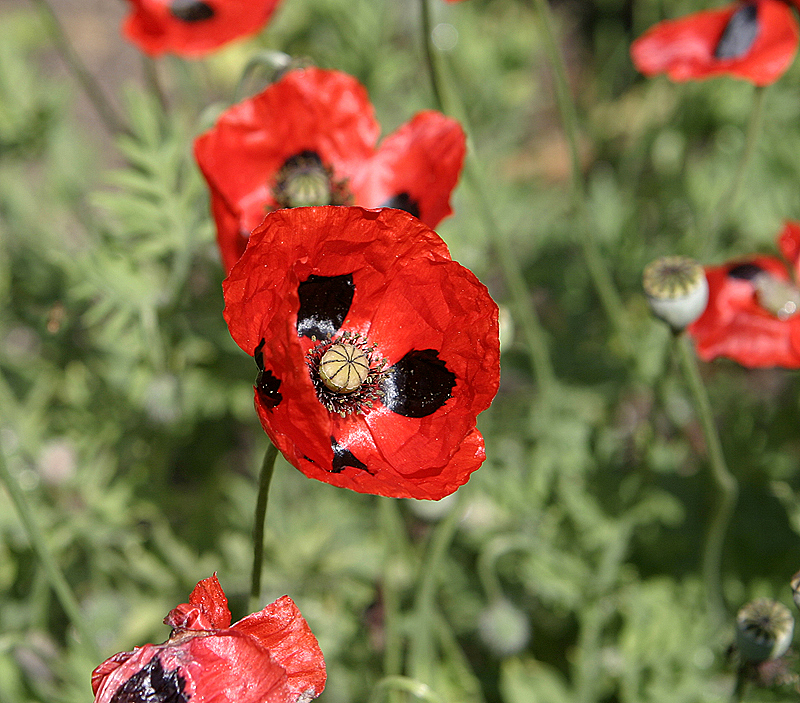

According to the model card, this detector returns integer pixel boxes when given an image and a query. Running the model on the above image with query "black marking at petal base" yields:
[110,656,188,703]
[331,437,371,474]
[254,338,266,371]
[297,274,355,339]
[256,369,283,408]
[381,192,420,219]
[714,4,758,60]
[382,349,456,418]
[170,0,215,22]
[728,262,764,280]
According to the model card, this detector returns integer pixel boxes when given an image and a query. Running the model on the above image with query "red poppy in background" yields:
[195,67,466,272]
[688,222,800,367]
[123,0,281,58]
[630,0,799,85]
[223,206,500,500]
[92,574,325,703]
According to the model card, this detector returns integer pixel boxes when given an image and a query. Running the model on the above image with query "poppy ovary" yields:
[273,151,352,208]
[751,273,800,320]
[306,332,391,417]
[319,343,370,393]
[643,255,709,331]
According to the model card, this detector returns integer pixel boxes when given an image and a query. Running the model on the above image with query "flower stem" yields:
[380,498,407,688]
[30,0,131,138]
[676,334,739,626]
[249,441,278,613]
[700,86,767,259]
[419,0,445,113]
[419,0,557,398]
[408,497,462,686]
[731,665,748,702]
[530,0,632,354]
[0,439,100,662]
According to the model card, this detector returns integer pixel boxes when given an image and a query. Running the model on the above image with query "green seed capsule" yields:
[319,343,370,394]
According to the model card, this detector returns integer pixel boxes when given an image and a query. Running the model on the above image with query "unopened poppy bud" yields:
[643,256,709,331]
[736,598,794,663]
[478,598,531,657]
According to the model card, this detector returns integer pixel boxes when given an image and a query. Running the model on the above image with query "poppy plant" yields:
[687,221,800,367]
[91,574,326,703]
[195,67,467,272]
[223,206,500,500]
[122,0,281,58]
[630,0,799,86]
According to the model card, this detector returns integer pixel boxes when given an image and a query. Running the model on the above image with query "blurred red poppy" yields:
[92,574,325,703]
[223,206,500,500]
[688,222,800,367]
[123,0,281,58]
[630,0,799,85]
[195,67,466,272]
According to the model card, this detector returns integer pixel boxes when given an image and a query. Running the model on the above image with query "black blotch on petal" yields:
[331,437,372,474]
[297,273,355,339]
[382,349,456,418]
[110,656,188,703]
[254,339,266,371]
[256,370,282,408]
[714,4,759,60]
[728,262,764,280]
[170,0,215,22]
[381,192,420,219]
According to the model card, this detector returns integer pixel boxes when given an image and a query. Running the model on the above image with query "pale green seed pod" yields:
[643,256,708,331]
[478,598,531,657]
[736,598,794,663]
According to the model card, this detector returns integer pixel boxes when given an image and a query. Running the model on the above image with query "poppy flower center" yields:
[273,151,352,208]
[306,332,391,416]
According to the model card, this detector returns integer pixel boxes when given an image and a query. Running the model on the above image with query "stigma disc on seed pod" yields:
[736,598,795,663]
[642,256,709,331]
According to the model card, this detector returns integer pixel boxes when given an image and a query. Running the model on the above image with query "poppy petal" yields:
[630,0,799,86]
[164,573,232,631]
[353,111,466,228]
[233,596,327,702]
[123,0,282,58]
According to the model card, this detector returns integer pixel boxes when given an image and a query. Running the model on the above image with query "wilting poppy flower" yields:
[630,0,799,86]
[195,67,467,272]
[223,206,500,500]
[687,221,800,367]
[122,0,281,58]
[92,574,325,703]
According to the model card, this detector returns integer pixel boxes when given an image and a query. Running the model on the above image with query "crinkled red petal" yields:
[778,221,800,278]
[123,0,281,58]
[630,0,799,86]
[233,596,327,701]
[92,646,165,702]
[164,573,232,631]
[223,206,499,499]
[195,68,380,271]
[353,111,466,228]
[688,255,800,367]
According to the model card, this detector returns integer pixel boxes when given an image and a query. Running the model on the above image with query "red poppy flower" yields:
[222,206,500,500]
[122,0,281,58]
[91,574,325,703]
[194,67,466,272]
[630,0,799,86]
[687,222,800,367]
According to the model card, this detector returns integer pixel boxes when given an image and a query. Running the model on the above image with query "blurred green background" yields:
[2,0,800,701]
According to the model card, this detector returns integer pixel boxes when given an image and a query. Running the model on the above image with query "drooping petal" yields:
[630,0,799,86]
[122,0,282,58]
[353,111,466,228]
[233,596,327,702]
